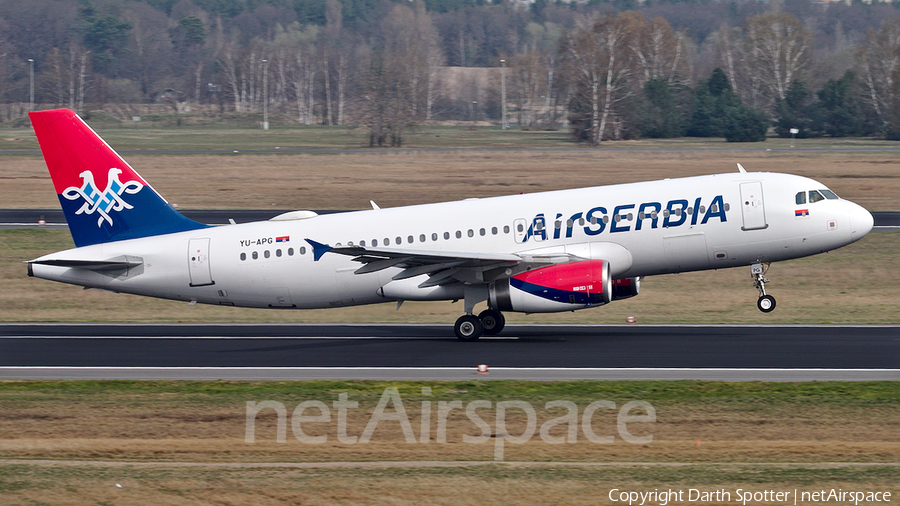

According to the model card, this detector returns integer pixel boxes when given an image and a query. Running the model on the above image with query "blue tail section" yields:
[30,109,208,247]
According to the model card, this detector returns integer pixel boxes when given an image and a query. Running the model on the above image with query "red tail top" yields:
[30,109,149,195]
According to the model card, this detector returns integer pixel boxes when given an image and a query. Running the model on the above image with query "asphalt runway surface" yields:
[2,209,899,230]
[1,323,897,381]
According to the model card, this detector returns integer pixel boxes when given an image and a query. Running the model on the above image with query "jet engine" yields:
[489,260,611,313]
[611,277,641,301]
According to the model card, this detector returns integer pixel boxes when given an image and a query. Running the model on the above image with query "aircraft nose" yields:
[849,203,874,242]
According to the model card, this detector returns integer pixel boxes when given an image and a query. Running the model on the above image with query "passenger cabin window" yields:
[796,192,806,205]
[809,190,826,203]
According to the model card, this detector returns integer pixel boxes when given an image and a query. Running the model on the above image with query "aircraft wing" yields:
[306,239,577,287]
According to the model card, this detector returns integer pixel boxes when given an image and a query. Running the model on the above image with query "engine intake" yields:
[612,277,640,300]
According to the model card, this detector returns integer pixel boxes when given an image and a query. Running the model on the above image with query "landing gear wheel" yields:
[478,309,506,335]
[751,263,776,313]
[757,295,776,313]
[455,314,483,341]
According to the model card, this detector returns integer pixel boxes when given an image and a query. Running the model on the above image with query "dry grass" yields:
[0,381,897,464]
[1,149,898,211]
[1,462,895,506]
[0,381,898,504]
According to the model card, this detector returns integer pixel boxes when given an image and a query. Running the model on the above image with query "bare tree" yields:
[561,13,632,144]
[622,13,688,88]
[744,12,811,109]
[218,40,243,112]
[43,42,91,113]
[714,23,742,93]
[858,19,900,127]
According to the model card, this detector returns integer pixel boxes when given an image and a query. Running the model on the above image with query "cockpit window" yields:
[795,192,806,205]
[820,189,839,200]
[808,190,826,203]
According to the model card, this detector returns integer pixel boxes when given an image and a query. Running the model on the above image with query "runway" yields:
[1,324,897,381]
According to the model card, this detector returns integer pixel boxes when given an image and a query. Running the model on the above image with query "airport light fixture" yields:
[262,59,269,131]
[500,59,508,130]
[28,58,34,112]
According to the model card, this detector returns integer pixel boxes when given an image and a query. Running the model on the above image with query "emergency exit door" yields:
[188,238,214,286]
[739,182,768,231]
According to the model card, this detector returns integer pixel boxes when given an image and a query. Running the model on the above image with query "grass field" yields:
[2,124,899,211]
[0,380,897,504]
[4,121,900,152]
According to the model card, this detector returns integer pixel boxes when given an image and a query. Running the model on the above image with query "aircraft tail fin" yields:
[29,109,207,247]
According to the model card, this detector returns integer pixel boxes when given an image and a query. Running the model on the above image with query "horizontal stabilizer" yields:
[28,255,143,272]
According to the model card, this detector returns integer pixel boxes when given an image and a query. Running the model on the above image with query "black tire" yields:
[478,309,506,335]
[757,295,776,313]
[455,314,483,341]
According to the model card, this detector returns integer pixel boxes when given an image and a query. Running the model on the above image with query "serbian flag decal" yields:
[276,236,290,243]
[795,209,809,218]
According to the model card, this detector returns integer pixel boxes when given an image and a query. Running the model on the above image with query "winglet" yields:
[737,163,747,173]
[370,200,380,210]
[305,239,332,261]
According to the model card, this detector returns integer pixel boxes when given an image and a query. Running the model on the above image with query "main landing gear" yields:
[752,262,776,313]
[454,309,506,341]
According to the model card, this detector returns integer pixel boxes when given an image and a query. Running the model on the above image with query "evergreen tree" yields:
[634,78,686,138]
[811,71,866,137]
[774,80,814,138]
[723,106,768,142]
[688,68,767,142]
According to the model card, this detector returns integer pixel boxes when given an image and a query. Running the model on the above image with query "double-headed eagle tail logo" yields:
[62,168,144,227]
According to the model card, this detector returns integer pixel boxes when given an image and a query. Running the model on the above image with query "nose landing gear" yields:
[752,262,776,313]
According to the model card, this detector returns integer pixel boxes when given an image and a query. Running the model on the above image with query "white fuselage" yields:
[30,172,872,311]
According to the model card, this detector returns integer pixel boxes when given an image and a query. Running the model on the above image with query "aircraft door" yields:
[739,182,768,231]
[188,238,214,286]
[513,218,528,243]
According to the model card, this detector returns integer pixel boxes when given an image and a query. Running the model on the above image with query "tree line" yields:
[2,0,900,143]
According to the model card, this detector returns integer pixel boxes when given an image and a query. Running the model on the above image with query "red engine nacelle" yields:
[489,260,611,313]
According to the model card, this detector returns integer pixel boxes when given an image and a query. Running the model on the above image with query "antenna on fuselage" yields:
[737,163,747,173]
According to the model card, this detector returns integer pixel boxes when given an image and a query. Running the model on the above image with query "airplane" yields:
[26,109,874,340]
